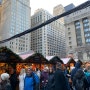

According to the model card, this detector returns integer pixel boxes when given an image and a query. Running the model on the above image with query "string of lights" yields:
[0,0,90,44]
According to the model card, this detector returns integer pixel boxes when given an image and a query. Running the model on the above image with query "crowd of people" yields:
[0,61,90,90]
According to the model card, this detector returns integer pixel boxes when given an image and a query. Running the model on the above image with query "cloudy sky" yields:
[30,0,87,15]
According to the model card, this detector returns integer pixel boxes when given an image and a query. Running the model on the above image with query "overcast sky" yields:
[30,0,87,15]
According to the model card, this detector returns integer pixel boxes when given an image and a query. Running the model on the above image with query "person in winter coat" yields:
[19,68,26,90]
[47,67,55,90]
[71,61,82,81]
[0,73,12,90]
[54,62,70,90]
[85,65,90,90]
[40,66,49,90]
[9,66,17,90]
[62,65,71,90]
[73,69,88,90]
[24,67,40,90]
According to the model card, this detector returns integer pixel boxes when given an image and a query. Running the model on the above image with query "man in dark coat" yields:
[71,61,82,81]
[47,67,55,90]
[9,66,17,90]
[54,62,70,90]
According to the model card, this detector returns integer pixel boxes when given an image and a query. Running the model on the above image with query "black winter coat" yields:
[47,73,55,90]
[54,69,70,90]
[9,73,17,90]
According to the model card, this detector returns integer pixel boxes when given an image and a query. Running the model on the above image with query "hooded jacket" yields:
[71,62,82,80]
[73,69,88,90]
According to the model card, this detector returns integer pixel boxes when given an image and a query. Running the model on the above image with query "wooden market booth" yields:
[46,56,63,70]
[17,53,49,72]
[0,47,22,74]
[61,58,76,67]
[0,47,49,74]
[46,56,63,64]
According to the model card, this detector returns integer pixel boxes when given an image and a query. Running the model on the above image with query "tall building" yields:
[0,0,31,53]
[31,9,66,58]
[64,3,75,12]
[64,3,90,61]
[0,1,2,42]
[53,4,65,23]
[0,0,2,4]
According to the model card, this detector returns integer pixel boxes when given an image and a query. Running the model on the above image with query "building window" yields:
[68,28,70,31]
[75,20,82,46]
[69,37,71,40]
[70,46,72,49]
[69,42,71,45]
[83,18,89,23]
[68,32,71,35]
[83,18,90,44]
[75,21,80,26]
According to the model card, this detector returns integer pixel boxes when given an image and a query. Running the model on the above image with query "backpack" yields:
[86,76,90,87]
[75,78,84,90]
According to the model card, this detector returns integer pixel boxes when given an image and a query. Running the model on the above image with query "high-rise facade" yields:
[64,3,90,61]
[31,9,66,58]
[64,3,75,12]
[0,0,31,53]
[53,4,65,24]
[0,0,2,4]
[0,3,1,27]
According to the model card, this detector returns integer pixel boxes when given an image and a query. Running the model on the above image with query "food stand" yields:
[46,56,63,70]
[61,58,76,66]
[22,53,49,70]
[16,53,49,73]
[0,47,22,74]
[47,56,63,64]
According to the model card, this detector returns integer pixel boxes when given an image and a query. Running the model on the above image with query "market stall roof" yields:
[46,56,63,64]
[0,47,22,63]
[61,58,76,65]
[23,53,48,64]
[61,58,71,64]
[18,50,34,59]
[70,58,82,64]
[46,56,55,61]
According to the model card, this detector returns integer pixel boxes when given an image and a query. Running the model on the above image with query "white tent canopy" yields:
[46,56,55,61]
[17,51,34,59]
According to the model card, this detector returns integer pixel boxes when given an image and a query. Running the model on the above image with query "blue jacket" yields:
[85,72,90,77]
[24,73,39,90]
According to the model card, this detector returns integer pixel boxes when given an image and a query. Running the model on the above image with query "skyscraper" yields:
[64,3,75,12]
[31,9,66,58]
[64,3,90,61]
[53,4,65,24]
[0,0,31,53]
[0,0,2,4]
[0,3,1,35]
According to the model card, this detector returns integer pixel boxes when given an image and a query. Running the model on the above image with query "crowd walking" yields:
[0,61,90,90]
